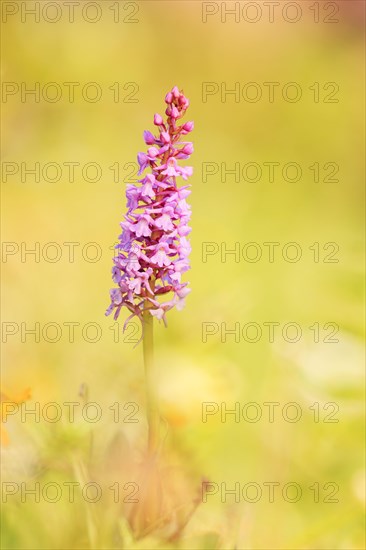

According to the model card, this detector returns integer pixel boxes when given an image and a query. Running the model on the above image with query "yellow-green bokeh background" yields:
[1,1,365,548]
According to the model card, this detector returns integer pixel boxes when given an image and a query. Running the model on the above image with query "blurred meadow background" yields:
[1,1,365,548]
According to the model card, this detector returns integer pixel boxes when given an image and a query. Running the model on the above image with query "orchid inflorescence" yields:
[106,86,193,327]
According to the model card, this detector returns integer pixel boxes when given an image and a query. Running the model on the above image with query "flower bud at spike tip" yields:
[182,143,194,155]
[183,121,194,132]
[154,113,163,126]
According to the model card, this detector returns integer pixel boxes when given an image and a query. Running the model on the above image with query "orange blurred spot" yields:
[0,387,31,446]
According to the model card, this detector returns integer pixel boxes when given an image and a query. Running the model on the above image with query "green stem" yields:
[142,309,159,453]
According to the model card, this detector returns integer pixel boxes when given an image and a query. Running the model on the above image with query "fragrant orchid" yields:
[106,86,193,327]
